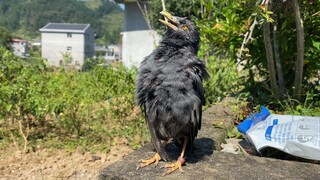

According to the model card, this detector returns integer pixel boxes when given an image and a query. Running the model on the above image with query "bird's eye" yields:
[182,25,188,30]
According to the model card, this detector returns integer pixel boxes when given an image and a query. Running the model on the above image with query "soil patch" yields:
[0,144,133,179]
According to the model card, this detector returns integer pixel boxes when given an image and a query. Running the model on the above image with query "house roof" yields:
[39,23,91,33]
[12,38,28,43]
[114,0,137,3]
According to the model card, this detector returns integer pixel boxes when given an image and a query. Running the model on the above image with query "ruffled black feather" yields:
[135,16,208,161]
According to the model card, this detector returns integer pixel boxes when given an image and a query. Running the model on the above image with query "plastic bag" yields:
[237,107,320,160]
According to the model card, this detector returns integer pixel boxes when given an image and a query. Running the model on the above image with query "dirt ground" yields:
[0,98,238,180]
[0,144,133,180]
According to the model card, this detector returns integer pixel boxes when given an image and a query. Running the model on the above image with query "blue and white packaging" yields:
[237,107,320,160]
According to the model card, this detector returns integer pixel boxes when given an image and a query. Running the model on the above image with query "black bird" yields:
[136,11,209,175]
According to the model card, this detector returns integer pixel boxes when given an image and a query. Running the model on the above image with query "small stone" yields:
[89,155,102,162]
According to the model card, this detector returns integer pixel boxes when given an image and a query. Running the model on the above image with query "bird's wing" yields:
[135,57,149,106]
[135,56,170,161]
[183,58,208,152]
[186,58,209,131]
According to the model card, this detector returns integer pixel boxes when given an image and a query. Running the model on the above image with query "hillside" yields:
[0,0,124,44]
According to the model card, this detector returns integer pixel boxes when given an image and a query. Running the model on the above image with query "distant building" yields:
[32,40,41,47]
[105,45,121,62]
[94,45,121,63]
[115,0,160,68]
[11,38,29,58]
[39,23,94,68]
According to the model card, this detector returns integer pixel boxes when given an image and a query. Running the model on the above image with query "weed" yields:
[0,48,147,153]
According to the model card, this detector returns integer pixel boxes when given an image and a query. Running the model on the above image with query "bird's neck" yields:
[160,40,199,54]
[152,43,198,62]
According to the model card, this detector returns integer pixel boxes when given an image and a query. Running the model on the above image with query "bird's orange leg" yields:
[137,153,161,170]
[163,136,188,175]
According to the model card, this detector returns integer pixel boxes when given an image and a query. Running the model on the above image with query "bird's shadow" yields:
[163,137,214,164]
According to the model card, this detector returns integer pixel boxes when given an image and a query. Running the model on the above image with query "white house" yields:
[39,23,94,68]
[11,38,28,58]
[115,0,160,68]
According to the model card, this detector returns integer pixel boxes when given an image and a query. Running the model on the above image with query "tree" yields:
[61,52,73,65]
[292,0,304,100]
[0,26,12,50]
[0,0,124,44]
[263,10,278,98]
[193,0,319,104]
[259,0,305,100]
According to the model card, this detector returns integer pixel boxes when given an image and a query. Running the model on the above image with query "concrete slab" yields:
[99,99,320,179]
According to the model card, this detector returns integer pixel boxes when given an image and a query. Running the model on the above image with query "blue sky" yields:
[118,3,124,10]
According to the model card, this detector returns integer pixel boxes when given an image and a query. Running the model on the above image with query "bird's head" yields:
[159,11,200,51]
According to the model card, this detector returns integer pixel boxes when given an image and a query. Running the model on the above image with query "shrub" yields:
[0,48,147,152]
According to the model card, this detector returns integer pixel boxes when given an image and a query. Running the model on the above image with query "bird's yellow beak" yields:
[159,11,178,30]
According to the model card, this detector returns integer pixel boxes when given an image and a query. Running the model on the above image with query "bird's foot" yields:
[162,156,185,175]
[136,153,161,170]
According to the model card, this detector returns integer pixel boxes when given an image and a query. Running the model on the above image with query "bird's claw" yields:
[162,161,184,176]
[136,153,161,170]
